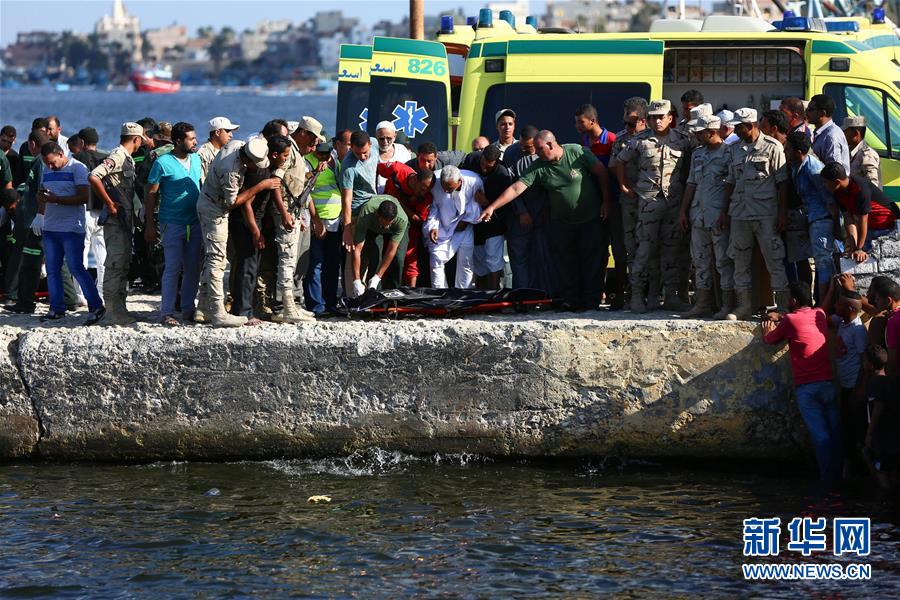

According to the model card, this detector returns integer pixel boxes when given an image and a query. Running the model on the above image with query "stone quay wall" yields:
[0,314,805,462]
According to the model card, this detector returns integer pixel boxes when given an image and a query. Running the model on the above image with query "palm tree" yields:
[208,27,236,81]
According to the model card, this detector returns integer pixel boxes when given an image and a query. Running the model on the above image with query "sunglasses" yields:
[624,120,640,128]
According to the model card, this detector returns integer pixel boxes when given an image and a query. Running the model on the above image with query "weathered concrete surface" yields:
[0,309,802,462]
[0,326,40,458]
[843,230,900,290]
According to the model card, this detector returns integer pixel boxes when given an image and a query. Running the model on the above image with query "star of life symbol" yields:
[392,100,429,137]
[358,107,368,131]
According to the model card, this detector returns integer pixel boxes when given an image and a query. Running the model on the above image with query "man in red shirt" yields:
[869,277,900,378]
[762,281,841,484]
[376,161,434,286]
[820,162,899,263]
[574,104,617,166]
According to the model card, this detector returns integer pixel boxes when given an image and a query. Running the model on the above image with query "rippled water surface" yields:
[1,450,898,598]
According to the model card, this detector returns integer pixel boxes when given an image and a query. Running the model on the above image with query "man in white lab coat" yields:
[425,165,486,289]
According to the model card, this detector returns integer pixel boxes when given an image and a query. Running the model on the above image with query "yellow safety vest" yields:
[304,153,341,220]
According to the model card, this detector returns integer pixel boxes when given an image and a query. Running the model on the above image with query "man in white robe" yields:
[424,165,486,289]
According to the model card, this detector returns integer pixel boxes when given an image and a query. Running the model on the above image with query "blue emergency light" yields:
[825,20,860,32]
[873,7,886,24]
[440,15,454,34]
[526,15,538,28]
[478,8,493,28]
[777,16,827,32]
[499,10,516,28]
[466,16,477,27]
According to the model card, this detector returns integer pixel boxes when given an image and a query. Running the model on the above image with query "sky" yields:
[0,0,549,47]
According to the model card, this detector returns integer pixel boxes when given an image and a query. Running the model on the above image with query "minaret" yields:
[112,0,126,20]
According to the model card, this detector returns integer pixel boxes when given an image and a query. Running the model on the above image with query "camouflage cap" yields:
[842,115,867,129]
[156,121,173,139]
[689,115,722,133]
[648,99,671,116]
[120,122,143,137]
[686,103,714,130]
[727,107,757,126]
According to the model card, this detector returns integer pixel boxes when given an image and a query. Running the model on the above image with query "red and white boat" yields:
[130,66,181,94]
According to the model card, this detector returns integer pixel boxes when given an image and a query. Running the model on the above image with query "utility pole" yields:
[410,0,425,39]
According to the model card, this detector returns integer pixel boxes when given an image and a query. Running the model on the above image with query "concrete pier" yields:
[0,299,803,462]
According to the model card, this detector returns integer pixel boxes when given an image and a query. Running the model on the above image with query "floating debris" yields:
[307,495,332,503]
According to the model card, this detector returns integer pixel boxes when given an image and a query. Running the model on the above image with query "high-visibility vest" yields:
[304,153,341,220]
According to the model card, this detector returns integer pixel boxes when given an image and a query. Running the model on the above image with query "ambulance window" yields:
[480,82,652,145]
[889,95,900,157]
[368,78,449,149]
[824,83,889,156]
[336,81,369,132]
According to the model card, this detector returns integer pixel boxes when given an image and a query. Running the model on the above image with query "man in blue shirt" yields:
[339,131,379,294]
[785,131,836,301]
[807,94,850,174]
[145,122,202,325]
[35,141,104,324]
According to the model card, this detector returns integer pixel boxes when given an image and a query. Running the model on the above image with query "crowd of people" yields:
[0,92,898,486]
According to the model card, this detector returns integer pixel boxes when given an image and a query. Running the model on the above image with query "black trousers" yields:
[547,218,606,310]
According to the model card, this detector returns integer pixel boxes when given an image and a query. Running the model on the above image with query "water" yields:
[1,450,899,597]
[0,88,338,149]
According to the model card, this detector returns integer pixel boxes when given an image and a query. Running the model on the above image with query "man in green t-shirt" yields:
[349,195,409,296]
[480,130,610,310]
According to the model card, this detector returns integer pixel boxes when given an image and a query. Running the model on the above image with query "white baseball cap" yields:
[209,117,240,133]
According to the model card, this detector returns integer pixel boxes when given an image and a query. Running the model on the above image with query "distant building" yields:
[544,0,642,33]
[240,20,291,62]
[264,25,319,68]
[318,28,371,71]
[182,38,210,63]
[95,0,142,62]
[487,0,532,24]
[144,25,187,63]
[313,11,359,36]
[2,31,61,68]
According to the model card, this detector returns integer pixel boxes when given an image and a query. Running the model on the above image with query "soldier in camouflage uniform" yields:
[843,116,881,188]
[87,122,143,325]
[717,108,790,320]
[197,137,276,327]
[617,99,693,314]
[679,115,735,319]
[609,97,651,300]
[271,117,326,324]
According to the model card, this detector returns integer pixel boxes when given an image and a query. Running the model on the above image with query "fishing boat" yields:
[130,65,180,94]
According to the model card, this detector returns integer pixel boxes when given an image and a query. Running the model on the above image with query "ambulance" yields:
[339,10,900,198]
[335,44,372,133]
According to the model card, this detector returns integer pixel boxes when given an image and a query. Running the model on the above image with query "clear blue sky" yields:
[0,0,548,46]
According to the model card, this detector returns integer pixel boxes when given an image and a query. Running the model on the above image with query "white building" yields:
[240,20,291,62]
[318,28,371,71]
[95,0,142,62]
[486,0,532,25]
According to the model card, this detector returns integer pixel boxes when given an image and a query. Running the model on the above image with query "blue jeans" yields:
[808,218,835,284]
[160,222,203,316]
[43,230,102,314]
[304,230,342,314]
[795,380,842,483]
